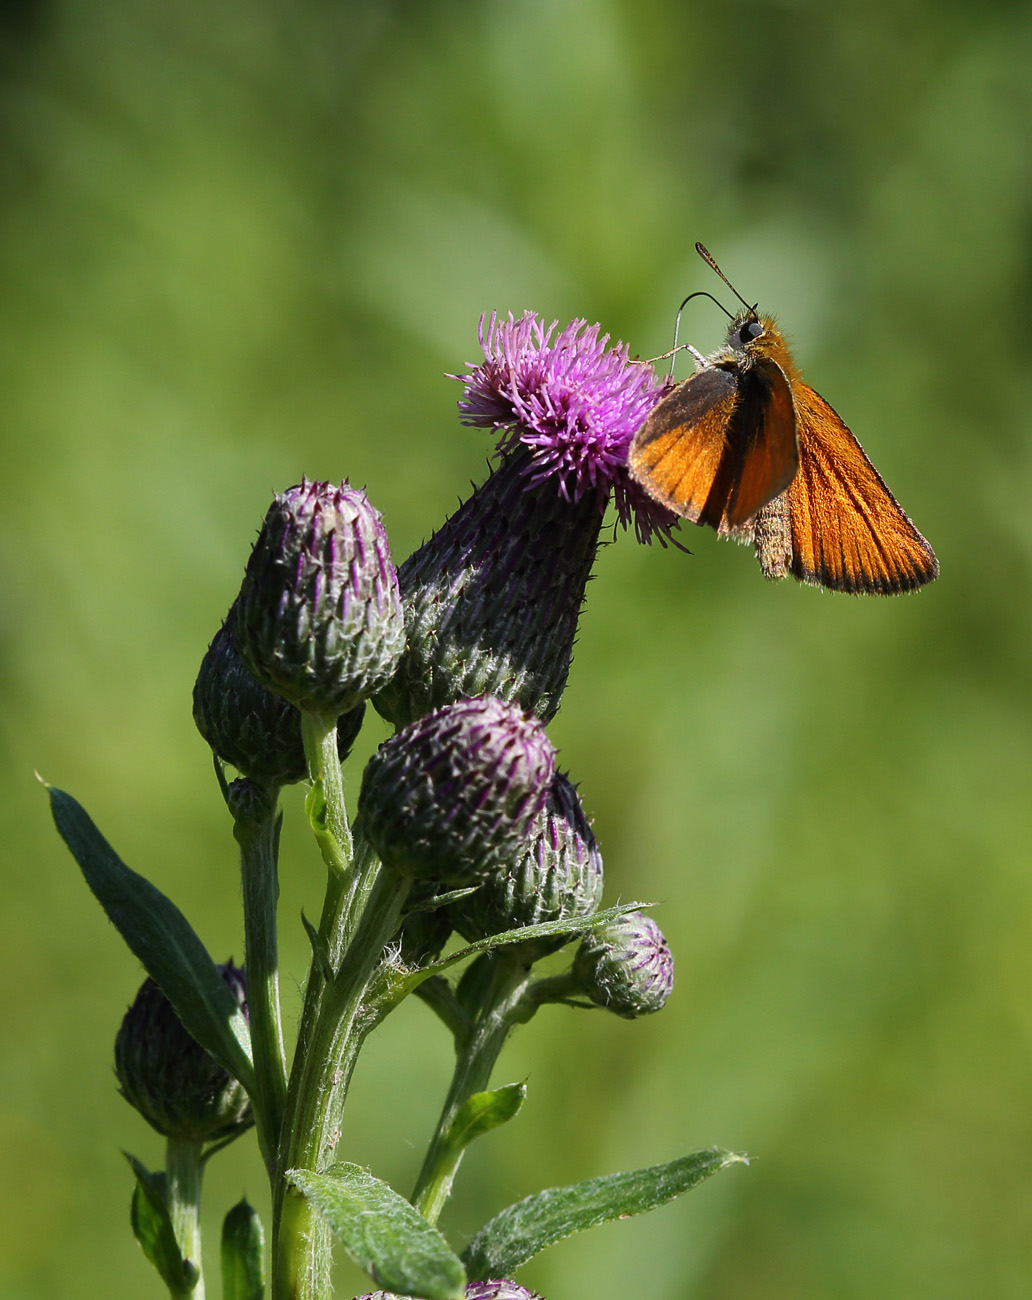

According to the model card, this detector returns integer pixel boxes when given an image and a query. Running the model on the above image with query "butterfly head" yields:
[724,309,796,378]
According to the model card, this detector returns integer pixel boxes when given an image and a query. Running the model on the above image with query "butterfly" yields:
[629,243,938,595]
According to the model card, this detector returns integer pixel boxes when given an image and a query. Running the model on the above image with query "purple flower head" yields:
[454,312,680,545]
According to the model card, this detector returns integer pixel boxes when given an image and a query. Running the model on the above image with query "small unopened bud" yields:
[358,696,555,887]
[193,604,366,785]
[236,480,404,717]
[356,1283,542,1300]
[114,962,252,1141]
[572,911,673,1018]
[465,1284,544,1300]
[450,772,603,960]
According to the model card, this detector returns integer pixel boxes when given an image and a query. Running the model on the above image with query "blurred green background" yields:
[3,1,1031,1297]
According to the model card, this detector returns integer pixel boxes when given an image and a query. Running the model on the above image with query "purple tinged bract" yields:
[193,602,366,786]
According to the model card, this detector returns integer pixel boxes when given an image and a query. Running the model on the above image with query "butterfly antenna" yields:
[695,242,759,317]
[667,290,733,378]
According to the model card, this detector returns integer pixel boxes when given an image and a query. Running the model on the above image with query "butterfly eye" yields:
[739,320,763,344]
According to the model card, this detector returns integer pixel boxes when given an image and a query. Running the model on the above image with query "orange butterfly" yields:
[629,244,938,595]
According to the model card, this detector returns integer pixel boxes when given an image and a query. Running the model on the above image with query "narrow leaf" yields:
[47,783,255,1093]
[418,903,652,991]
[287,1164,465,1300]
[126,1153,191,1291]
[462,1147,748,1280]
[221,1198,265,1300]
[445,1084,526,1152]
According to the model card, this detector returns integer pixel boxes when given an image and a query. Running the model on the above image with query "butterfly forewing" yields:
[629,366,741,524]
[786,383,938,594]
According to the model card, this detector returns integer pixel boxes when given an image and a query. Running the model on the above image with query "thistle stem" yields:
[272,854,410,1300]
[272,709,408,1300]
[165,1135,205,1300]
[411,956,535,1225]
[234,788,287,1173]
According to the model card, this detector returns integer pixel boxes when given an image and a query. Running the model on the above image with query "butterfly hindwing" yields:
[786,383,938,594]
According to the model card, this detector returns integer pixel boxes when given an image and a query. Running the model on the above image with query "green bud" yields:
[449,772,604,961]
[236,480,404,717]
[193,602,365,785]
[358,696,555,887]
[572,911,673,1018]
[114,962,252,1142]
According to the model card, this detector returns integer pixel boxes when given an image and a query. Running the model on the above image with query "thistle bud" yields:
[572,911,673,1019]
[356,1283,542,1300]
[193,604,366,785]
[358,696,555,887]
[236,480,404,718]
[465,1284,544,1300]
[114,962,252,1142]
[449,772,603,961]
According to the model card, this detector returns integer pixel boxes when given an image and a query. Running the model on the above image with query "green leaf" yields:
[46,783,255,1094]
[418,903,653,993]
[444,1083,526,1153]
[287,1163,466,1300]
[221,1198,265,1300]
[126,1153,193,1292]
[462,1147,749,1280]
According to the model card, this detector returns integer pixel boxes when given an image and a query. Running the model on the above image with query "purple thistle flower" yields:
[454,311,679,545]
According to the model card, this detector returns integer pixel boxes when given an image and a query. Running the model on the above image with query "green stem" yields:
[272,856,411,1300]
[235,788,288,1173]
[411,956,535,1225]
[165,1136,205,1300]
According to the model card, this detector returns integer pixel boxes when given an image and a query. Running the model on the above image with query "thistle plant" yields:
[46,310,750,1300]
